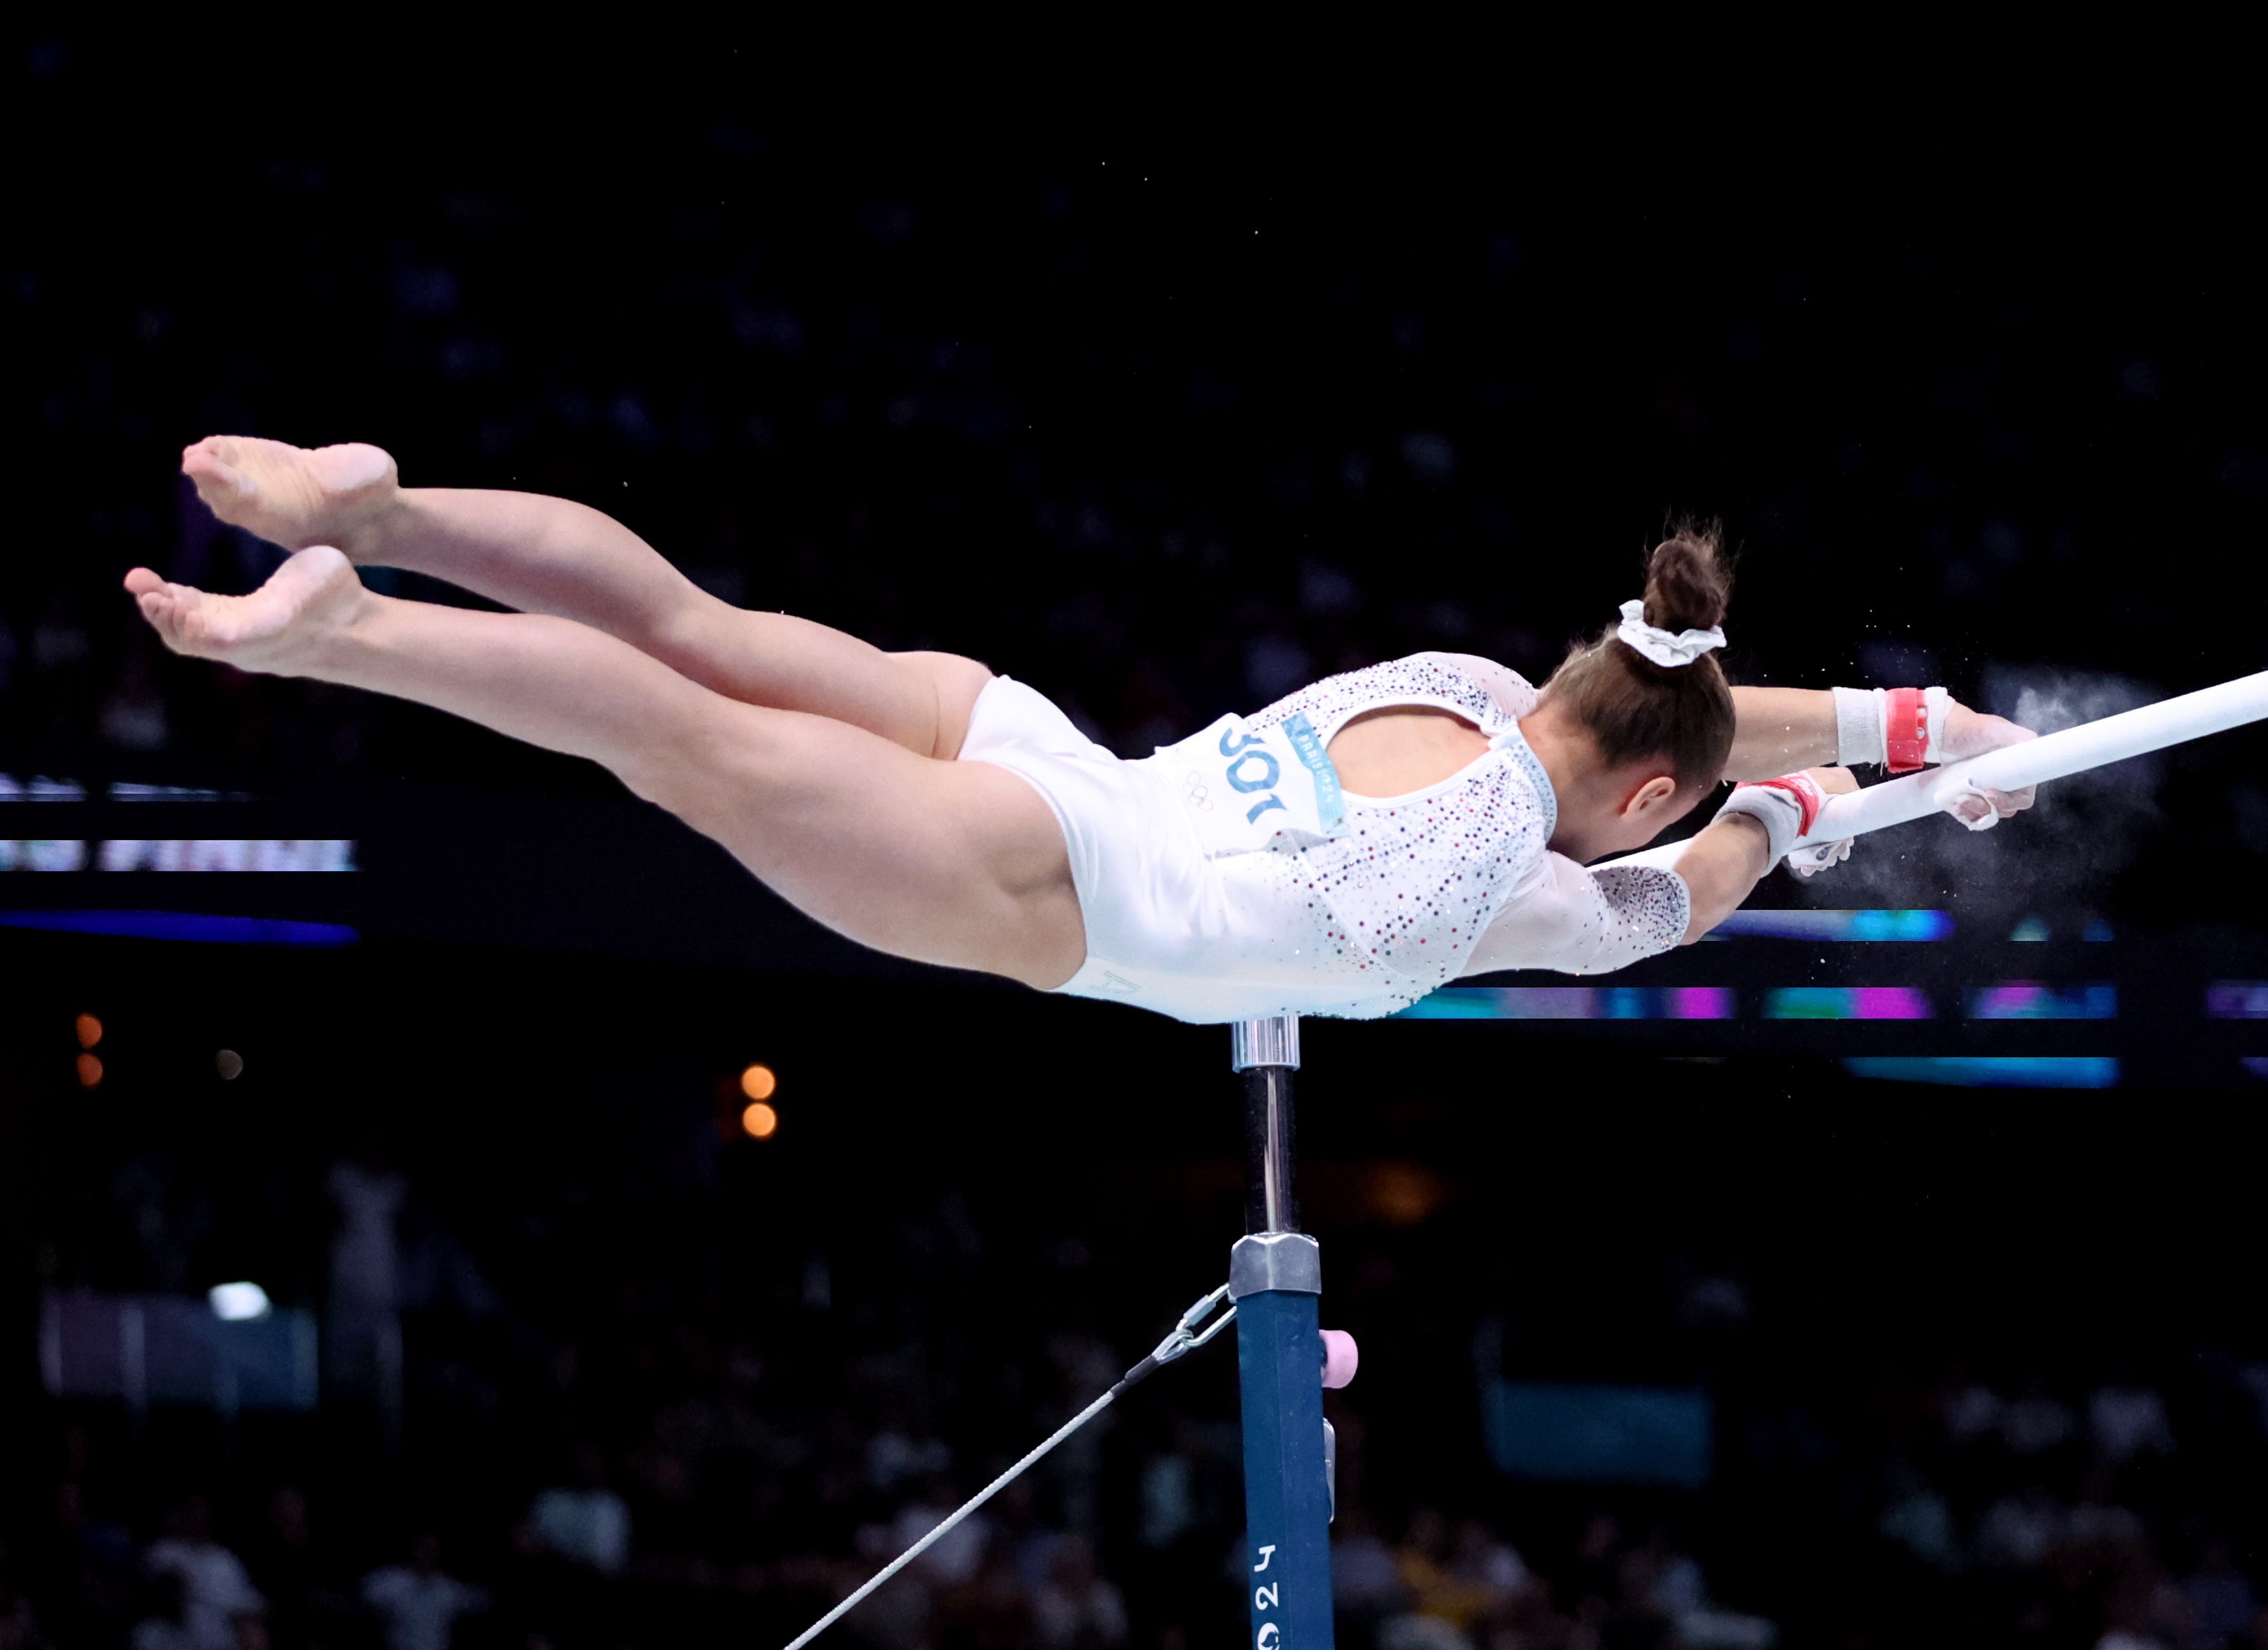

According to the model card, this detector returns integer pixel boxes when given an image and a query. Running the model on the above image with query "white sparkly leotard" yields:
[960,651,1692,1024]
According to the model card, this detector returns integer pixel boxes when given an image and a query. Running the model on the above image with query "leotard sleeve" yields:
[1456,851,1692,977]
[1402,651,1537,725]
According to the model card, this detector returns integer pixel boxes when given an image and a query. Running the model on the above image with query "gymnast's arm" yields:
[1725,687,1839,778]
[1670,811,1778,941]
[1727,684,2038,798]
[1423,655,2015,783]
[1456,768,1854,978]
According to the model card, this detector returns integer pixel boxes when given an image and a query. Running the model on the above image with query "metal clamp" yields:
[1230,1015,1301,1072]
[1144,1284,1239,1368]
[1229,1231,1322,1298]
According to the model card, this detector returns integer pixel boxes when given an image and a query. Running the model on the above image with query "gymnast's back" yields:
[961,651,1693,1024]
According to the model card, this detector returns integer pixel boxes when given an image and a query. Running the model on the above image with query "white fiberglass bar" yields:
[1795,669,2268,848]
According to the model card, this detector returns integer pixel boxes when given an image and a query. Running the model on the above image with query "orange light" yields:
[739,1064,777,1101]
[740,1101,779,1139]
[1364,1161,1449,1227]
[75,1053,103,1088]
[75,1013,102,1050]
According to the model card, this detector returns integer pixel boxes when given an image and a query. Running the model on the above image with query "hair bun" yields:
[1542,514,1738,789]
[1642,521,1731,635]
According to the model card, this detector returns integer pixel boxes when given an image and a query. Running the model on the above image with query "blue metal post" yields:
[1230,1017,1332,1650]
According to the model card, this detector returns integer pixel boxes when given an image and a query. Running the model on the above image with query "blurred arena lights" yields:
[1764,986,1934,1021]
[1398,986,1734,1021]
[741,1101,780,1139]
[74,1053,101,1088]
[1709,907,1953,941]
[74,1013,102,1048]
[1967,982,2118,1020]
[2207,981,2268,1017]
[0,911,359,946]
[207,1281,273,1321]
[739,1063,777,1101]
[215,1049,244,1080]
[1843,1056,2121,1088]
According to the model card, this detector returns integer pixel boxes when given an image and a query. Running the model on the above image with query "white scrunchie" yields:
[1615,599,1725,668]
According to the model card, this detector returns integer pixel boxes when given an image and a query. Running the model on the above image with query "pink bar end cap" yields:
[1320,1329,1359,1389]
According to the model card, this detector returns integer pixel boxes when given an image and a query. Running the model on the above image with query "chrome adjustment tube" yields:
[1231,1015,1301,1235]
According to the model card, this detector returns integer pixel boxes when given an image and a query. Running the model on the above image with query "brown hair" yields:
[1540,522,1736,792]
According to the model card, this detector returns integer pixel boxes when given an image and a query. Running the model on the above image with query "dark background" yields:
[6,32,2268,1650]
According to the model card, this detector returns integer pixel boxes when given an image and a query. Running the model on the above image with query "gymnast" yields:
[127,438,2037,1022]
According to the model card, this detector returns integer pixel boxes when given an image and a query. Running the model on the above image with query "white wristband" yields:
[1832,684,1955,767]
[1831,686,1885,766]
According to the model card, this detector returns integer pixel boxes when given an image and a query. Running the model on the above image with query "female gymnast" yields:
[127,438,2036,1022]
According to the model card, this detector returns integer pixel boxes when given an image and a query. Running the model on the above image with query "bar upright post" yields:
[1228,1015,1332,1650]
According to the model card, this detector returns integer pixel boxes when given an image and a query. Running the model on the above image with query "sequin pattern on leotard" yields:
[1222,654,1559,1015]
[1586,863,1693,959]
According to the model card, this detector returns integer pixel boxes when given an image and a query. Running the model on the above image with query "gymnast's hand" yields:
[1786,765,1860,877]
[1939,701,2038,828]
[180,435,399,555]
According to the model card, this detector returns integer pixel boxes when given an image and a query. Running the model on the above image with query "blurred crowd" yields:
[13,1118,2268,1650]
[1850,1362,2268,1649]
[17,1320,2268,1650]
[8,1466,1750,1650]
[16,1342,2268,1650]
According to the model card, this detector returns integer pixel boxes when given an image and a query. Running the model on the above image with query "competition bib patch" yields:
[1154,712,1347,856]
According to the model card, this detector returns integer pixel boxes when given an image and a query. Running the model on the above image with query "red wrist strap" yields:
[1885,686,1928,773]
[1739,774,1825,837]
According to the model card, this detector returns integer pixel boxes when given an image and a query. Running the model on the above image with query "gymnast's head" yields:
[1526,522,1736,861]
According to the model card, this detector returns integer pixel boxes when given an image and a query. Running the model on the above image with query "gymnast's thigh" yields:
[655,699,1086,988]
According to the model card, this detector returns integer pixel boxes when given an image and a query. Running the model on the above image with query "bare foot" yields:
[125,547,368,675]
[181,436,398,556]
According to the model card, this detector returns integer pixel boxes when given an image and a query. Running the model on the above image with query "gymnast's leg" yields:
[123,548,1085,988]
[177,436,990,760]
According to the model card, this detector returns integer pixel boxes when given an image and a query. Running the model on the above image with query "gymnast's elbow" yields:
[1677,880,1742,946]
[1677,884,1750,947]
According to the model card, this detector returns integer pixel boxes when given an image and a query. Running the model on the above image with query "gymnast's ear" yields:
[1619,773,1681,819]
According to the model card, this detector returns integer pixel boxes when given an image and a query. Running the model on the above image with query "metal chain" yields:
[781,1284,1237,1650]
